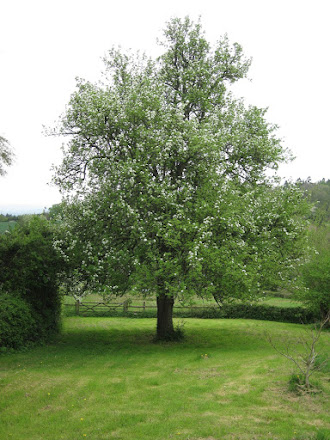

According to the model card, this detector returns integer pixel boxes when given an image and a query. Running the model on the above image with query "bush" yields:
[172,303,316,323]
[0,292,38,349]
[220,303,317,324]
[0,216,64,343]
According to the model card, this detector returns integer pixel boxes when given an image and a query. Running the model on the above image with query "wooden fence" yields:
[64,299,218,316]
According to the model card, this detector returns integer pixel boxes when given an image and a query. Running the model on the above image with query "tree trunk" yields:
[156,293,175,340]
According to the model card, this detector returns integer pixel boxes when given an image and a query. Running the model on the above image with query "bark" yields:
[156,293,175,340]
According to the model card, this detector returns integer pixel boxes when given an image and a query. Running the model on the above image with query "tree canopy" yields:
[53,17,308,339]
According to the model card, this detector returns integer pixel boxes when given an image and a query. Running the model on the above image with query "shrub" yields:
[267,317,329,393]
[0,216,64,343]
[173,303,317,323]
[220,303,317,324]
[0,292,38,349]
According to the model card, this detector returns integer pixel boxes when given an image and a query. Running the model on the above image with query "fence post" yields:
[123,300,129,312]
[143,301,146,311]
[75,300,80,316]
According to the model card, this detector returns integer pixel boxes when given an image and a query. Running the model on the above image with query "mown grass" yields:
[0,317,329,440]
[261,297,303,308]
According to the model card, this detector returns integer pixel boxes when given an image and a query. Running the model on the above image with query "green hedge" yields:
[63,302,318,324]
[0,293,38,350]
[0,216,64,348]
[194,303,317,323]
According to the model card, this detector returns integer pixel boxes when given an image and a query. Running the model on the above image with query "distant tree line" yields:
[295,178,330,225]
[0,214,20,222]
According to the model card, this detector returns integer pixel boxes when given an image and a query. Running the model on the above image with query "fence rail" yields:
[62,299,317,324]
[64,299,218,316]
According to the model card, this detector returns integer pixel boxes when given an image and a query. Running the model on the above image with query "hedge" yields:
[0,216,64,349]
[63,302,318,324]
[199,303,317,323]
[0,293,38,350]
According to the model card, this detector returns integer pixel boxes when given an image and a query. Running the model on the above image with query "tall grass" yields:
[0,317,329,440]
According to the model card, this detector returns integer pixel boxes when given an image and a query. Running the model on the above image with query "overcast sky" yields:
[0,0,329,213]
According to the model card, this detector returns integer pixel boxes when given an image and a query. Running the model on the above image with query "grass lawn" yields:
[261,297,304,308]
[0,317,329,440]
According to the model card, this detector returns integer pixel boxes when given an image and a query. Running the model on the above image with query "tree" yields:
[296,178,330,225]
[300,225,330,321]
[52,17,308,340]
[0,135,14,176]
[267,315,329,392]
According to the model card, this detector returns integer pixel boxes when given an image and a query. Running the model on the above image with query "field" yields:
[0,317,329,440]
[0,221,17,234]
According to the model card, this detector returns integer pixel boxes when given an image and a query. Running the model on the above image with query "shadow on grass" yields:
[55,317,270,358]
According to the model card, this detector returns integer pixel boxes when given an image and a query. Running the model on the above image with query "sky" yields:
[0,0,329,214]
